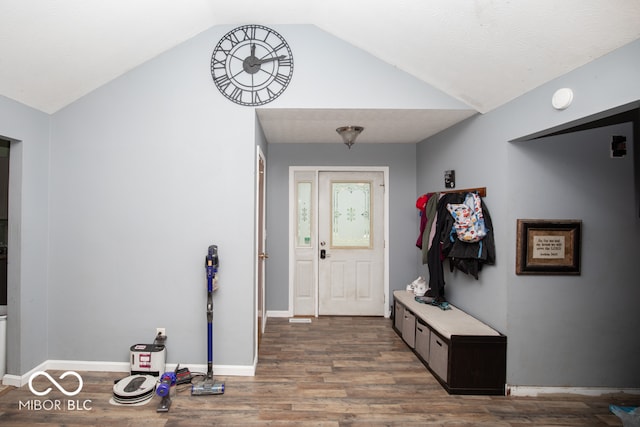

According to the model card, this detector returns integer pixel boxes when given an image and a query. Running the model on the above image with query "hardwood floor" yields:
[1,316,638,426]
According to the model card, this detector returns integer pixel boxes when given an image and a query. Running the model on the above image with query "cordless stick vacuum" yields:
[191,245,225,396]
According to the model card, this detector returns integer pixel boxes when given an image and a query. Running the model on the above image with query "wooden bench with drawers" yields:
[393,290,507,395]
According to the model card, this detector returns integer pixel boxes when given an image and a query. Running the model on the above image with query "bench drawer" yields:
[402,309,416,348]
[429,332,449,381]
[394,300,404,331]
[415,319,430,361]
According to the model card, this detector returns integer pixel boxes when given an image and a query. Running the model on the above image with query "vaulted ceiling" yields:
[1,1,639,144]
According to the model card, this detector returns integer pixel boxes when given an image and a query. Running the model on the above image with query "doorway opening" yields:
[0,138,8,313]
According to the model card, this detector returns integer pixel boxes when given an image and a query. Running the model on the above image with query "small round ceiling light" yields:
[552,88,573,110]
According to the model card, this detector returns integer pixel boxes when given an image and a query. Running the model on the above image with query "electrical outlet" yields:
[156,328,166,336]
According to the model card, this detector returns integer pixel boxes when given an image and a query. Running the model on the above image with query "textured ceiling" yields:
[256,109,478,144]
[1,0,639,144]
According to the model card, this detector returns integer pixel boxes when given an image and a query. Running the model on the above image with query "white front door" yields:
[317,171,385,315]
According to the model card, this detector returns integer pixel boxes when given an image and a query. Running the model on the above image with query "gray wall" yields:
[47,26,258,368]
[417,39,640,388]
[2,18,638,390]
[1,24,468,376]
[0,96,50,375]
[508,122,637,387]
[265,143,418,313]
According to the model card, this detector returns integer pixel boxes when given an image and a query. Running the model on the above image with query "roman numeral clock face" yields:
[211,25,294,106]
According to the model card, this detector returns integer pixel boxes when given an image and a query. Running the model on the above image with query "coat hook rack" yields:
[440,186,487,197]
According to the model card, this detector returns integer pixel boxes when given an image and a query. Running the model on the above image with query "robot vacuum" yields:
[112,374,157,405]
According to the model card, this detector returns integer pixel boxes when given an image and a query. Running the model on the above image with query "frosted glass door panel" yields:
[296,182,312,247]
[293,171,317,315]
[331,182,371,248]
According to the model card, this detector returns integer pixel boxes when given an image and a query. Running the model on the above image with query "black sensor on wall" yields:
[444,170,455,188]
[611,135,627,158]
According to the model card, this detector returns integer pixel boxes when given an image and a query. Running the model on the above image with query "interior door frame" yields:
[255,146,267,363]
[288,166,390,318]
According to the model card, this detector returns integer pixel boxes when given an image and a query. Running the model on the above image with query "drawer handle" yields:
[436,340,442,347]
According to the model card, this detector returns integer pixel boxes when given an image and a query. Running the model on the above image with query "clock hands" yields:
[243,43,287,74]
[254,55,286,65]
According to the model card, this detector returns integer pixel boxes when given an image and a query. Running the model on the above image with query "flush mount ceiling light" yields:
[336,126,364,149]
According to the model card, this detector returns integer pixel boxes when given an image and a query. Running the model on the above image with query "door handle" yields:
[258,252,269,260]
[320,249,326,259]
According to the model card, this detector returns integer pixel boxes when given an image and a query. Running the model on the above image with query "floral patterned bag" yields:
[446,192,487,243]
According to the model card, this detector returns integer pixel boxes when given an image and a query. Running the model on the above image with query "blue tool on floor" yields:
[156,364,178,412]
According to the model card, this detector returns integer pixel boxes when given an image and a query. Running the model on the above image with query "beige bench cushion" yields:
[394,290,500,339]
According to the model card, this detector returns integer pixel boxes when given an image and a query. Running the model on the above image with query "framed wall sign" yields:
[516,219,582,275]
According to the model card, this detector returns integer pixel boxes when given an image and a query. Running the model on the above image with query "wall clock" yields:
[211,24,294,106]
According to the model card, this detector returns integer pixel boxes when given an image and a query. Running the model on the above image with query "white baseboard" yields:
[2,360,256,387]
[47,360,130,373]
[267,310,292,318]
[507,384,640,397]
[2,360,49,388]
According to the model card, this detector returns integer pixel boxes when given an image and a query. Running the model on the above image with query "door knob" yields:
[258,252,269,260]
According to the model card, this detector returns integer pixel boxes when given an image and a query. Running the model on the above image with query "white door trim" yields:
[288,166,390,318]
[255,146,267,364]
